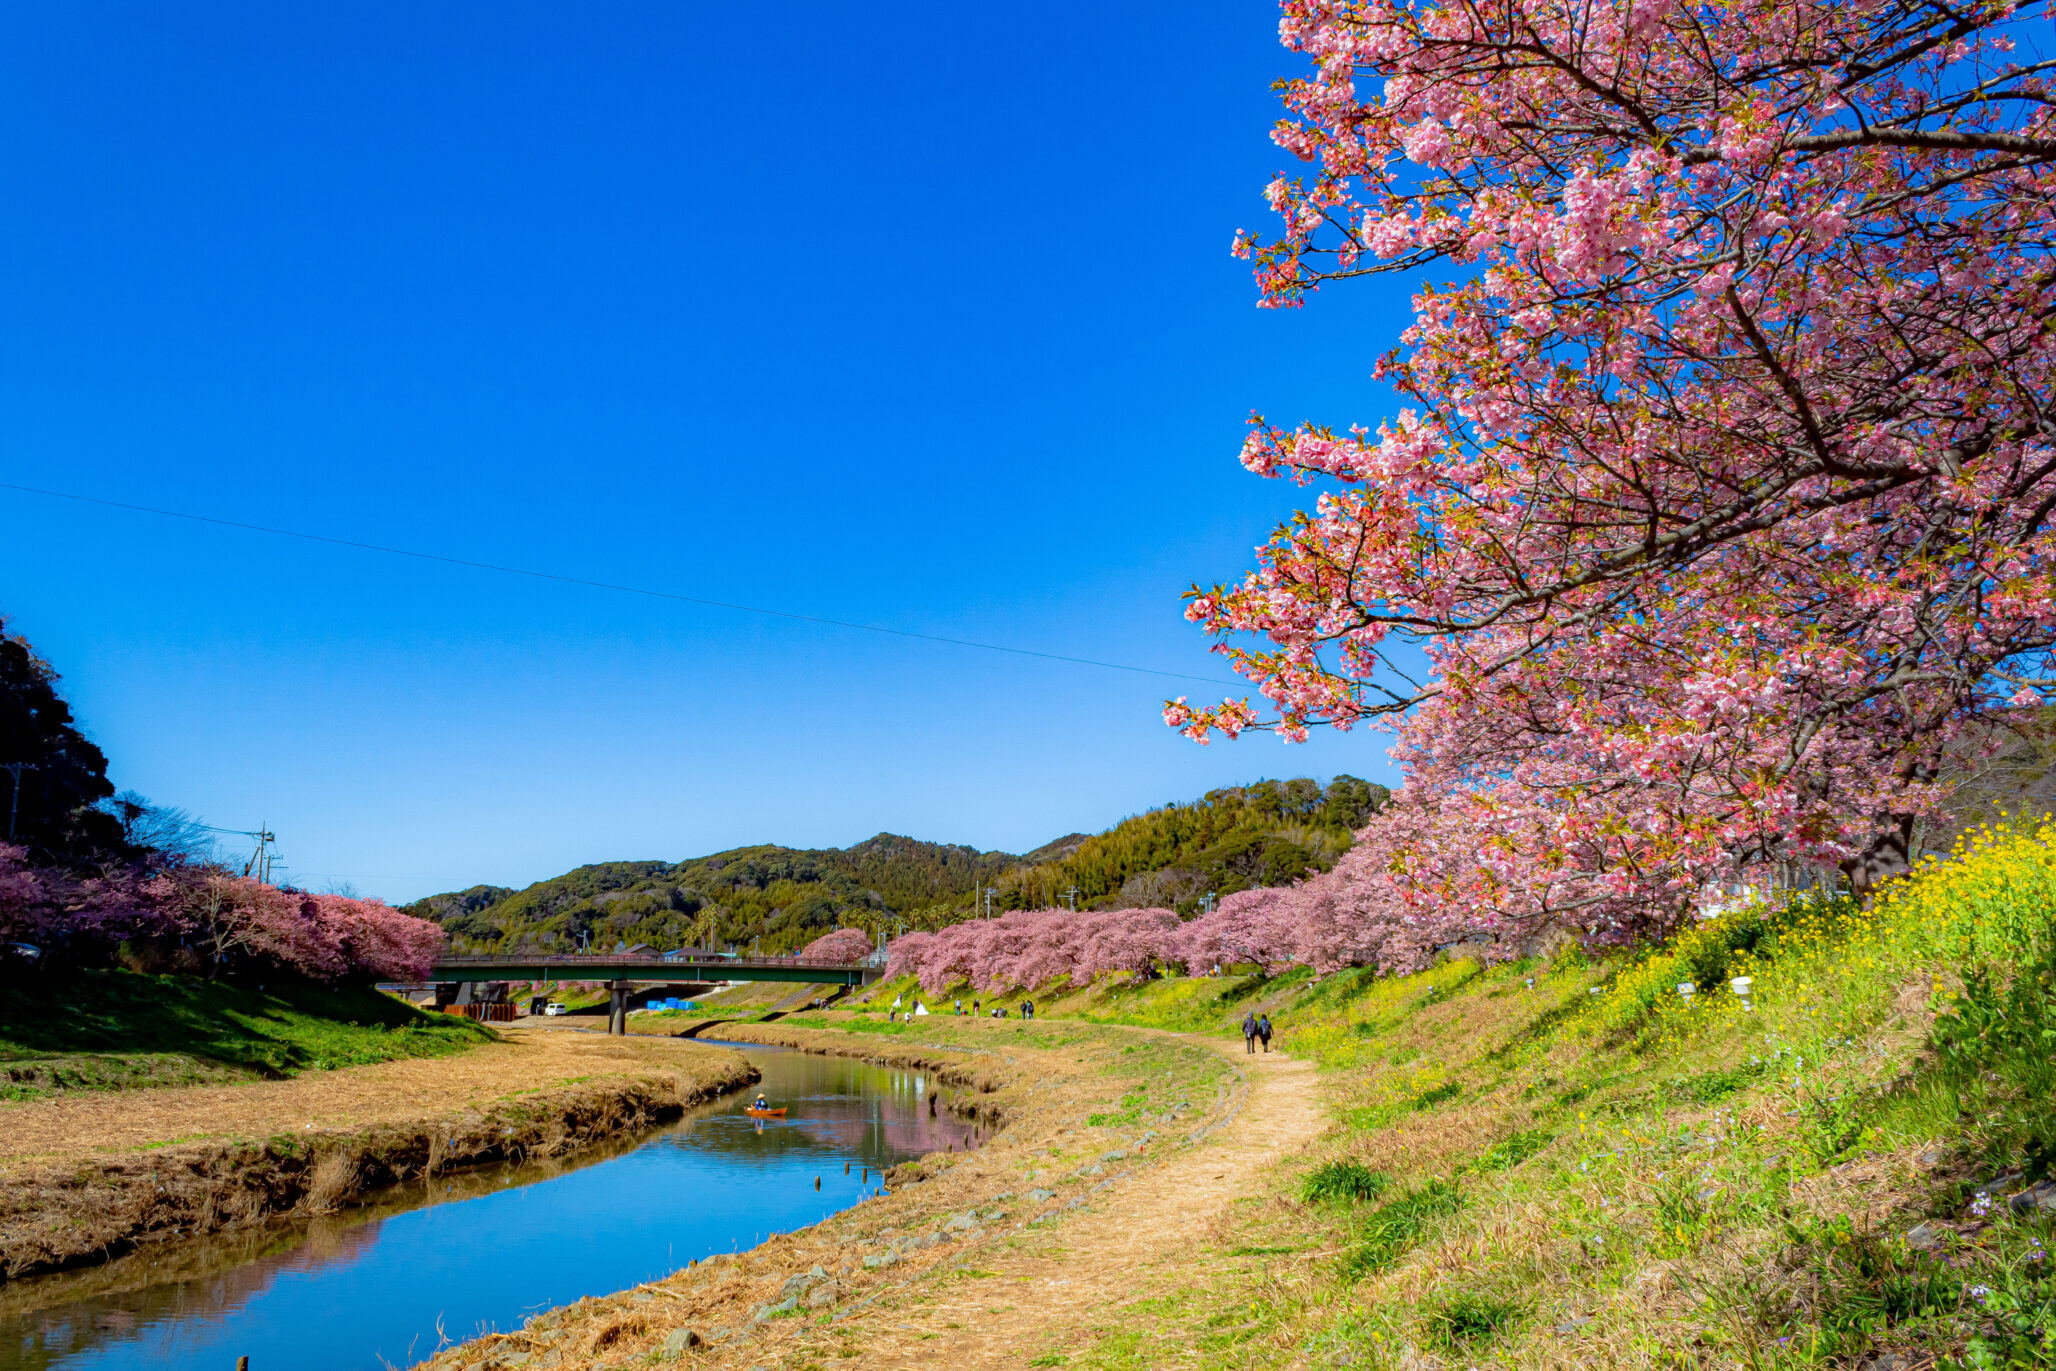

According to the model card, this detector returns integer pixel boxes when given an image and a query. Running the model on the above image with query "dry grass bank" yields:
[0,1027,755,1282]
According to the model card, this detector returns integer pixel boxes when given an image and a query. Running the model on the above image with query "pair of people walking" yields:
[1240,1012,1273,1053]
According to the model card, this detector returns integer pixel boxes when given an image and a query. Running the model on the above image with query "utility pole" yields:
[200,822,278,882]
[2,763,35,842]
[1202,891,1217,916]
[1064,886,1079,913]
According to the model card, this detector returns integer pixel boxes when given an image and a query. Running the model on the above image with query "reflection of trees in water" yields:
[684,1055,977,1169]
[1,1218,382,1371]
[0,1136,647,1351]
[0,1051,975,1371]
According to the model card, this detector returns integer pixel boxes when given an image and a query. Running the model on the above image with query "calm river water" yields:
[1,1044,976,1371]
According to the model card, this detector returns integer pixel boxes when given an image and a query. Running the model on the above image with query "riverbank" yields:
[0,969,493,1099]
[412,1017,1306,1370]
[0,1027,756,1281]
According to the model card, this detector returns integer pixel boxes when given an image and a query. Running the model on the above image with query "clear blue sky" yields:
[0,2,1413,902]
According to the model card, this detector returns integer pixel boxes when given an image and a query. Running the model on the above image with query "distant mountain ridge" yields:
[409,834,1019,956]
[409,776,1388,956]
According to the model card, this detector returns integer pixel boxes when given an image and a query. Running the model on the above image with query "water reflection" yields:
[1,1047,973,1371]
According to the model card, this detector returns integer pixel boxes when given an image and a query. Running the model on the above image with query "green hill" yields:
[409,775,1388,955]
[984,775,1387,917]
[410,836,1020,956]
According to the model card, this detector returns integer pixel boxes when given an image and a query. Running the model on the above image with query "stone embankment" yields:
[0,1028,755,1282]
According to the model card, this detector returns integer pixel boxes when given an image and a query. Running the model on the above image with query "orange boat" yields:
[745,1106,786,1117]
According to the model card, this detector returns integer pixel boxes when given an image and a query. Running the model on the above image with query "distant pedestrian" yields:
[955,999,962,1015]
[1241,1012,1257,1054]
[1023,1000,1034,1020]
[1257,1014,1273,1053]
[973,999,981,1015]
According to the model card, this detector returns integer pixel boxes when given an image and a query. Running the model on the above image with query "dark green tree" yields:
[0,618,125,862]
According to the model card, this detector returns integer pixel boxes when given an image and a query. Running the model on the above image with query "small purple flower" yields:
[1969,1284,1992,1305]
[1970,1190,1993,1218]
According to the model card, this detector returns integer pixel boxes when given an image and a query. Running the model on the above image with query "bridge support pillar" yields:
[608,981,630,1035]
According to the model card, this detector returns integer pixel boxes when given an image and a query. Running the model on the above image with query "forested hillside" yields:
[981,775,1386,918]
[410,836,1021,955]
[412,776,1389,954]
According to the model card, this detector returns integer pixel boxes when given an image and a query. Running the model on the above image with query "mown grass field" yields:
[0,969,491,1099]
[837,820,2056,1369]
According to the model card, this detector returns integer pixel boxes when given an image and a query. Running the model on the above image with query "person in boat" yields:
[753,1093,770,1111]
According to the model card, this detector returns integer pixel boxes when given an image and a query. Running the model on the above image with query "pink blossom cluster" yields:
[148,872,444,981]
[883,855,1522,994]
[0,843,163,950]
[798,927,875,965]
[1174,0,2056,938]
[0,843,444,981]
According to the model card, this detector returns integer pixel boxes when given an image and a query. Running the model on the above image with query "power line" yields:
[0,481,1237,686]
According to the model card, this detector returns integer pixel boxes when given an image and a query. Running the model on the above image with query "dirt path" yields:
[821,1037,1320,1369]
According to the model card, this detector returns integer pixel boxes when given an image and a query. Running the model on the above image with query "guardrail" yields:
[430,952,875,971]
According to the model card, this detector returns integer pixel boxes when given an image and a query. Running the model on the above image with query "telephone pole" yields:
[2,763,35,842]
[200,822,278,882]
[1064,886,1079,912]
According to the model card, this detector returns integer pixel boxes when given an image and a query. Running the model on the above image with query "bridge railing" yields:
[429,952,878,972]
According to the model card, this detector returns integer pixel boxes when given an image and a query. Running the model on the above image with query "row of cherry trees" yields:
[881,838,1517,994]
[0,843,444,981]
[1163,0,2056,943]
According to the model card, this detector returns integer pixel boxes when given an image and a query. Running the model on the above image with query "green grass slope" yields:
[863,819,2056,1370]
[0,970,492,1100]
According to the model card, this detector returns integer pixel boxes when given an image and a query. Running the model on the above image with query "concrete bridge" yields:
[425,952,884,1034]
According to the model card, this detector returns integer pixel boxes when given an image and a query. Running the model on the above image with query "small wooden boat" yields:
[745,1106,787,1117]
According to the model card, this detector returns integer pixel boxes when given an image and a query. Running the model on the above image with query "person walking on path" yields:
[1257,1014,1273,1053]
[1241,1012,1258,1054]
[1023,999,1034,1020]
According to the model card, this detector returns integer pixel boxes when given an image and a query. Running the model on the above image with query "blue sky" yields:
[0,2,1415,901]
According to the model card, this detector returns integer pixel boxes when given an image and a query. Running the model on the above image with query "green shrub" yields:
[1421,1289,1525,1349]
[1474,1128,1553,1172]
[1410,1079,1462,1110]
[1340,1179,1464,1280]
[1929,924,2056,1179]
[1301,1160,1390,1205]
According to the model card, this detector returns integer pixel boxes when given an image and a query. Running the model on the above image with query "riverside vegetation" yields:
[539,817,2052,1371]
[1037,820,2056,1369]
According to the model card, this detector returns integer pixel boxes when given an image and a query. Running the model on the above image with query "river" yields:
[1,1043,976,1371]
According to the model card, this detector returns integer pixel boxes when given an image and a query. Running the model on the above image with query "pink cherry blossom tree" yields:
[307,892,446,981]
[799,927,876,965]
[0,844,167,955]
[144,870,443,981]
[1174,0,2056,936]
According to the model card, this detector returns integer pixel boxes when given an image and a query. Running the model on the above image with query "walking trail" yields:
[783,1037,1320,1369]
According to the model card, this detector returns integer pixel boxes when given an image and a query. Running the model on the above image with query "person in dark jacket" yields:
[1241,1012,1258,1053]
[1257,1014,1273,1052]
